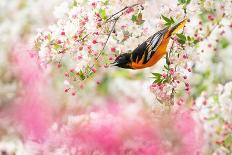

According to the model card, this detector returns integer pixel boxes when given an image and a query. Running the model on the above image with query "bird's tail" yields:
[168,19,188,36]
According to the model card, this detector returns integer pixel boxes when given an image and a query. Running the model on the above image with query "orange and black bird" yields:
[112,19,187,69]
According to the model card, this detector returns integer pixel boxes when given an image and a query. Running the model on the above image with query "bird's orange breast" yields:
[131,37,170,69]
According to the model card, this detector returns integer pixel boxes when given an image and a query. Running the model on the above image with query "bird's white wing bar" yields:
[146,32,164,61]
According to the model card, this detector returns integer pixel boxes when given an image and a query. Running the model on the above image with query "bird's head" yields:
[111,53,132,69]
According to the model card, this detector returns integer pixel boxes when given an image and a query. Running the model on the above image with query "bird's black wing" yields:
[131,27,168,64]
[131,41,148,63]
[143,27,168,64]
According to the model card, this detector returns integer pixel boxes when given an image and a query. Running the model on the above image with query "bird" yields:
[111,19,187,69]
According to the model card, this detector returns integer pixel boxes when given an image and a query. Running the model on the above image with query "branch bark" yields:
[106,3,141,22]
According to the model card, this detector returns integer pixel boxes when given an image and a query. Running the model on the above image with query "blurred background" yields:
[0,0,232,154]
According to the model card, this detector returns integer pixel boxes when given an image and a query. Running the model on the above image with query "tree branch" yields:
[95,17,119,61]
[83,3,143,79]
[85,17,120,79]
[106,3,141,22]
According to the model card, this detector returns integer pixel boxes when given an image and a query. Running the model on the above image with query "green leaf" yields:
[72,0,77,7]
[224,134,232,147]
[170,17,175,23]
[178,0,191,4]
[193,39,199,44]
[211,55,220,64]
[161,15,171,23]
[176,33,186,41]
[206,115,218,121]
[53,43,62,50]
[176,33,186,44]
[102,0,109,5]
[154,79,162,84]
[161,15,175,27]
[219,38,229,49]
[164,65,170,70]
[213,95,219,103]
[122,30,131,42]
[131,14,137,22]
[178,0,186,4]
[179,39,185,44]
[162,79,168,83]
[131,13,145,25]
[199,13,208,23]
[47,33,52,42]
[197,85,207,94]
[203,70,211,78]
[99,8,107,20]
[186,0,191,4]
[97,77,109,95]
[18,0,27,9]
[152,73,162,77]
[152,72,167,84]
[135,13,145,25]
[79,70,86,80]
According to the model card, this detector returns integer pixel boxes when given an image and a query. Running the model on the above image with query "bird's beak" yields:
[110,61,119,67]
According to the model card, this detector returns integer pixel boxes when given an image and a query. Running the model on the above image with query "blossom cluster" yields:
[0,0,62,107]
[150,2,197,105]
[194,82,232,154]
[190,0,232,153]
[151,0,232,106]
[34,0,147,94]
[0,43,203,155]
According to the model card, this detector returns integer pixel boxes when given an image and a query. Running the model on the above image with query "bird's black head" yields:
[111,53,132,69]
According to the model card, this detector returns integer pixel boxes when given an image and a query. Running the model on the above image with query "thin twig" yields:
[85,17,119,79]
[203,24,218,40]
[202,13,225,40]
[80,3,143,79]
[96,17,119,61]
[79,33,90,42]
[106,3,141,22]
[164,5,189,106]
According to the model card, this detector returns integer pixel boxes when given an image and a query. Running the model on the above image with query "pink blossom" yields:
[26,103,203,155]
[5,45,203,154]
[10,45,58,142]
